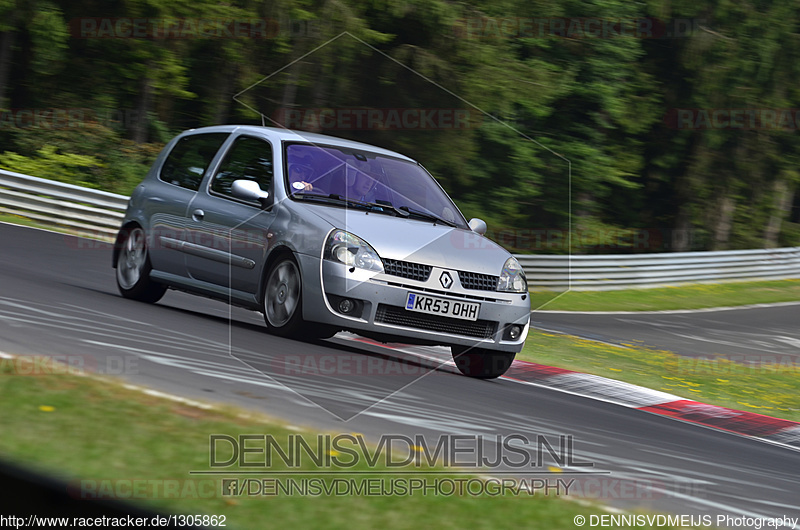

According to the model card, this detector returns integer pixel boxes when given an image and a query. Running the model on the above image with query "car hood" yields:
[302,204,512,275]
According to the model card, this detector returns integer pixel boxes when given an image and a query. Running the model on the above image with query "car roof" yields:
[183,125,417,162]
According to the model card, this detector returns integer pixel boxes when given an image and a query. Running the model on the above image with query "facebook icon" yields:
[221,479,238,496]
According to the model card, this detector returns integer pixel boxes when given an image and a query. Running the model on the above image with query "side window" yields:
[211,136,273,200]
[159,133,228,191]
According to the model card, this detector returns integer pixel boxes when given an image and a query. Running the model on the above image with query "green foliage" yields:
[0,0,797,251]
[0,146,102,188]
[28,2,69,75]
[0,124,162,194]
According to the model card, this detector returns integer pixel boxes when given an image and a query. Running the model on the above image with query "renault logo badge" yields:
[439,271,453,289]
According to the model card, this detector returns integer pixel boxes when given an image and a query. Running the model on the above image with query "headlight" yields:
[324,230,384,273]
[497,257,527,293]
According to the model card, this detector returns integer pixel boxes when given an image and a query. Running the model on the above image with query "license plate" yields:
[405,293,480,321]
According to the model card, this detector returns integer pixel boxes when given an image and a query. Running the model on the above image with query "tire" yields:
[307,324,339,341]
[115,226,167,303]
[451,346,515,379]
[261,256,338,340]
[262,255,306,338]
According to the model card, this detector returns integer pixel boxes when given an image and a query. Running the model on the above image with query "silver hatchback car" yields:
[113,126,530,378]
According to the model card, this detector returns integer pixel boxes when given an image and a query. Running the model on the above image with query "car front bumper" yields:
[299,254,530,353]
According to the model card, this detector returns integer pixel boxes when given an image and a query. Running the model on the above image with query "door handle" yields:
[192,209,205,221]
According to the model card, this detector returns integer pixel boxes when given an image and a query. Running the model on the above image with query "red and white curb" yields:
[503,362,800,450]
[339,335,800,452]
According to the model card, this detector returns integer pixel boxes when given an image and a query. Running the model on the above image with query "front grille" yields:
[383,281,504,303]
[382,259,432,282]
[375,304,498,339]
[458,271,499,291]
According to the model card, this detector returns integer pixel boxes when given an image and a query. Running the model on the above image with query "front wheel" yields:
[451,346,515,379]
[263,256,306,338]
[115,226,166,303]
[262,255,338,341]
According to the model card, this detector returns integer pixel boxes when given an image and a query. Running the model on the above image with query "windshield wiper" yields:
[369,199,410,218]
[292,192,347,205]
[337,196,410,218]
[399,206,457,227]
[296,193,409,218]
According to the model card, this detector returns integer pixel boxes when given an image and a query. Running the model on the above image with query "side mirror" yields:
[468,218,487,235]
[231,180,270,209]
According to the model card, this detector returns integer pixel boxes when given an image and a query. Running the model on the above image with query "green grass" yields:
[529,279,800,312]
[0,363,686,529]
[517,330,800,422]
[0,213,114,241]
[0,213,51,230]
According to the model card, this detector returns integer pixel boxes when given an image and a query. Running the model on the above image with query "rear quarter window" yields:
[159,133,228,191]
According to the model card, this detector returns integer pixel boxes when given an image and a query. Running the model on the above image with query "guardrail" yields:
[519,248,800,290]
[0,168,128,239]
[2,169,799,290]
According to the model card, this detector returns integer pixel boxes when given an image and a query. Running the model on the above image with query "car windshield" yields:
[285,143,468,229]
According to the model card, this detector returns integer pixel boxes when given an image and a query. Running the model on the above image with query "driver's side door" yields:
[183,134,277,297]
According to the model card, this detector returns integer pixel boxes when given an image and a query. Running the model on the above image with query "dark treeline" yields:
[0,0,798,253]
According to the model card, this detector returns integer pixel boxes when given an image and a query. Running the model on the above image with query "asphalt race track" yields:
[1,222,798,525]
[531,305,800,362]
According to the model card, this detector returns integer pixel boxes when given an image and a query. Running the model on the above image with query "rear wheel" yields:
[451,346,515,379]
[115,226,166,303]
